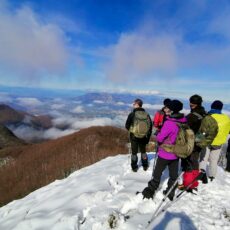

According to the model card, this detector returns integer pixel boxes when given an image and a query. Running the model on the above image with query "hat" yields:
[163,98,171,107]
[168,99,183,113]
[211,100,223,110]
[189,94,203,105]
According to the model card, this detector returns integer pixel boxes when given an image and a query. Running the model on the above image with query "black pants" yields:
[181,145,201,171]
[149,156,179,194]
[226,139,230,172]
[130,135,148,168]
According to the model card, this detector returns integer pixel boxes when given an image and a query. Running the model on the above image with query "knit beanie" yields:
[189,94,203,105]
[211,100,223,110]
[163,98,171,107]
[168,100,183,113]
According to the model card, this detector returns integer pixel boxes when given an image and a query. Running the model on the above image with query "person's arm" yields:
[146,114,153,142]
[125,112,134,130]
[156,121,171,144]
[153,111,160,128]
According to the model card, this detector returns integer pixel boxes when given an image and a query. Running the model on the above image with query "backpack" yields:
[161,123,195,158]
[196,115,218,148]
[130,111,151,138]
[183,169,200,189]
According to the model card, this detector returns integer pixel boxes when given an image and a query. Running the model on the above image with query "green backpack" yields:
[161,123,195,158]
[196,115,218,148]
[130,111,151,138]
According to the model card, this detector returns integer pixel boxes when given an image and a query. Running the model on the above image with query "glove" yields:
[142,187,155,199]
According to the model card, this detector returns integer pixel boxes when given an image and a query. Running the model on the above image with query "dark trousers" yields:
[181,146,201,171]
[226,139,230,172]
[130,136,148,168]
[149,157,179,193]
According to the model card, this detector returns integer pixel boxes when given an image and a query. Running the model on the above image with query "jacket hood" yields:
[167,113,187,123]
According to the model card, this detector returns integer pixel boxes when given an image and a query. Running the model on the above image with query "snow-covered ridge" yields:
[0,153,230,230]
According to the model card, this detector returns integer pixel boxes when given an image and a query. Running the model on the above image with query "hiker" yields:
[152,98,171,135]
[142,100,186,200]
[125,98,152,172]
[226,138,230,172]
[199,100,230,181]
[181,95,206,172]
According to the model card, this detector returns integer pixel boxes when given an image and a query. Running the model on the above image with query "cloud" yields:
[72,105,85,113]
[16,97,43,107]
[71,117,113,130]
[0,3,68,77]
[144,104,163,110]
[93,100,104,104]
[51,103,66,110]
[105,32,178,82]
[43,127,75,139]
[9,125,76,141]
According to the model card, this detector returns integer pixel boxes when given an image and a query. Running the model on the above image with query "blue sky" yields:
[0,0,230,102]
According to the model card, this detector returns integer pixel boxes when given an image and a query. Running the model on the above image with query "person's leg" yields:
[199,147,210,184]
[208,147,221,179]
[226,151,230,172]
[226,139,230,172]
[139,140,148,170]
[199,147,210,171]
[130,138,138,171]
[165,159,179,200]
[149,157,168,190]
[190,145,202,170]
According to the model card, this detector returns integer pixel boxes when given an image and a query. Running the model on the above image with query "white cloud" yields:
[43,127,75,139]
[72,105,85,113]
[116,102,125,105]
[71,117,113,130]
[0,4,68,77]
[51,103,66,110]
[17,97,43,107]
[93,100,104,104]
[105,32,178,82]
[144,104,163,110]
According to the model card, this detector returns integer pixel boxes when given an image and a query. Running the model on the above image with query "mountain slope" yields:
[0,104,52,129]
[0,153,229,230]
[0,125,25,149]
[0,126,128,206]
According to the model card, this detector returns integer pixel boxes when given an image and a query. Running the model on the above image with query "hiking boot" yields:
[142,162,149,171]
[143,165,149,171]
[142,187,155,199]
[209,176,215,182]
[199,170,208,184]
[131,165,138,172]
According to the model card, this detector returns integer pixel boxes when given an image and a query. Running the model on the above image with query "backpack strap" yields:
[192,112,204,120]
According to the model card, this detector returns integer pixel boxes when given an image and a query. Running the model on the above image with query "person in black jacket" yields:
[125,98,152,172]
[226,138,230,172]
[181,94,207,172]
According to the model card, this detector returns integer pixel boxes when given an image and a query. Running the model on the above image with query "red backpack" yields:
[183,169,200,189]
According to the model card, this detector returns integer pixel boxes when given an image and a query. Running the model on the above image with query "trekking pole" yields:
[146,171,184,228]
[146,171,201,228]
[127,142,131,165]
[152,141,158,175]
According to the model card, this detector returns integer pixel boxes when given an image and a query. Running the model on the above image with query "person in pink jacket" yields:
[142,100,187,200]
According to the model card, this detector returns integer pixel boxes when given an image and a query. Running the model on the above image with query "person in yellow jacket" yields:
[200,100,230,181]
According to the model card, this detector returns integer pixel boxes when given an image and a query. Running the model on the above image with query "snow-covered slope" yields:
[0,152,230,230]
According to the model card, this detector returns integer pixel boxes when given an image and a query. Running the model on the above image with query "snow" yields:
[0,152,230,230]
